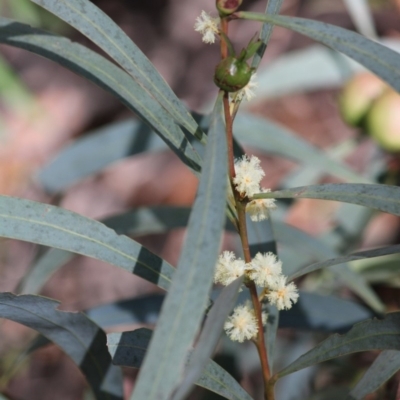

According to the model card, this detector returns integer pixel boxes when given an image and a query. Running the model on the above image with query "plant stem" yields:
[223,93,236,179]
[219,12,274,400]
[237,202,272,397]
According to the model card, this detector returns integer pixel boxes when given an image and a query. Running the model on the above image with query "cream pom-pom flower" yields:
[214,251,247,287]
[248,252,282,288]
[233,155,265,198]
[224,303,258,342]
[266,276,299,310]
[194,11,220,44]
[246,188,277,221]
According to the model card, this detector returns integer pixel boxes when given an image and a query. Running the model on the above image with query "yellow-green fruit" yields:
[339,72,387,127]
[366,90,400,152]
[216,0,242,16]
[214,56,252,92]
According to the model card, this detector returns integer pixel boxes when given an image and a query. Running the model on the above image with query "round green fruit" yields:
[214,56,252,92]
[339,72,387,127]
[366,90,400,152]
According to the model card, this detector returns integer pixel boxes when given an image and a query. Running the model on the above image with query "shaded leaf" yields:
[30,0,201,139]
[237,13,400,93]
[86,294,164,328]
[347,350,400,399]
[172,278,243,400]
[235,115,368,183]
[274,220,385,313]
[107,329,253,400]
[255,183,400,216]
[265,304,279,374]
[0,18,202,174]
[279,292,374,333]
[38,119,166,193]
[0,293,123,400]
[289,243,400,281]
[131,95,228,400]
[0,195,175,291]
[277,312,400,378]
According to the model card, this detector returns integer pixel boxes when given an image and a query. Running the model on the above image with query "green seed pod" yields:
[339,72,387,127]
[216,0,242,16]
[214,56,252,92]
[366,90,400,152]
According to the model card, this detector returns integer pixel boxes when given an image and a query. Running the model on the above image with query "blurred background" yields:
[0,0,400,399]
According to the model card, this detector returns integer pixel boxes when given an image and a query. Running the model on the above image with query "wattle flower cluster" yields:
[194,11,220,44]
[214,251,299,342]
[233,155,277,221]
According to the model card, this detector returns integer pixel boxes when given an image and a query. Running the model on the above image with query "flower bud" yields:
[216,0,242,16]
[214,56,252,92]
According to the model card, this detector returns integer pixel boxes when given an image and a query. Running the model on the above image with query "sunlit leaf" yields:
[30,0,201,140]
[108,329,253,400]
[0,18,202,174]
[237,12,400,93]
[255,184,400,216]
[252,0,285,68]
[0,195,175,291]
[172,278,243,400]
[131,94,228,400]
[289,243,400,282]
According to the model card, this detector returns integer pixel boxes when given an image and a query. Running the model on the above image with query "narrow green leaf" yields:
[265,305,279,374]
[254,184,400,216]
[252,0,285,68]
[107,329,253,400]
[343,0,377,39]
[237,12,400,93]
[277,312,400,378]
[274,221,385,313]
[235,114,368,183]
[30,0,201,140]
[86,294,163,328]
[0,18,202,173]
[347,350,400,399]
[0,293,123,400]
[172,278,243,400]
[289,243,400,281]
[131,94,228,400]
[0,195,175,291]
[19,248,72,294]
[279,292,373,333]
[38,119,166,193]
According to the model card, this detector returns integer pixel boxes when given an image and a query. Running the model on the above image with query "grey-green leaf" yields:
[252,0,285,68]
[238,12,400,93]
[255,184,400,216]
[289,243,400,281]
[172,278,243,400]
[30,0,201,139]
[0,293,123,400]
[0,18,202,173]
[235,114,368,183]
[107,329,253,400]
[277,312,400,378]
[38,119,166,193]
[0,195,175,291]
[274,220,384,313]
[347,350,400,399]
[131,94,228,400]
